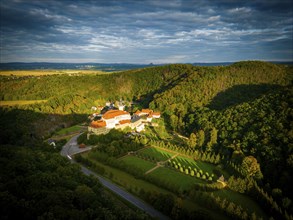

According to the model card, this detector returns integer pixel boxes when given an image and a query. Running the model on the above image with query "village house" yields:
[135,109,161,122]
[152,112,161,118]
[135,109,152,117]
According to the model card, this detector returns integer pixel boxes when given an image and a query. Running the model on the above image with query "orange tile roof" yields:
[103,110,130,119]
[90,120,106,128]
[152,112,161,116]
[119,119,131,125]
[134,110,141,115]
[141,109,153,114]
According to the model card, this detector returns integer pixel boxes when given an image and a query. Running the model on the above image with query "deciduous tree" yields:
[241,156,263,179]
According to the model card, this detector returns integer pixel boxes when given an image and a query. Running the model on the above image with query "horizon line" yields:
[1,60,293,65]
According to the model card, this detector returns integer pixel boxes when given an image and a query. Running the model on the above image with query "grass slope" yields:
[149,167,206,190]
[139,147,175,161]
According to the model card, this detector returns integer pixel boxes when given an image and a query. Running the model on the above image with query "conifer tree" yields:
[197,130,205,149]
[207,127,218,151]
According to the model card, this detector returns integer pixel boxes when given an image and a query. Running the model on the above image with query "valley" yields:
[0,61,292,219]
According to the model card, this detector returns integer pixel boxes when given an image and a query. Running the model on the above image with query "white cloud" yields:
[228,7,252,14]
[1,0,292,63]
[29,8,72,22]
[207,15,221,22]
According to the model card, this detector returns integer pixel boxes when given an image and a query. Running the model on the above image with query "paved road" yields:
[61,134,169,220]
[60,133,92,158]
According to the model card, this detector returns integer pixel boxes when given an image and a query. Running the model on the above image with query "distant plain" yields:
[0,69,112,76]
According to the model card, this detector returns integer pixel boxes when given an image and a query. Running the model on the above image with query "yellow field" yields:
[0,69,112,76]
[0,100,47,106]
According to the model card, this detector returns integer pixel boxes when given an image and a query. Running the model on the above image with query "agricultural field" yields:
[0,100,47,106]
[0,69,111,76]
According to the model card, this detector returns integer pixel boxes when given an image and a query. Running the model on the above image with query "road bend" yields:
[61,134,170,220]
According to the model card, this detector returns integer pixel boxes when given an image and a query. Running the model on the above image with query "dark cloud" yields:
[0,0,292,63]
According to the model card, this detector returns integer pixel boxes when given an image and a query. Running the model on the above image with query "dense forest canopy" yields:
[1,61,292,219]
[0,145,149,220]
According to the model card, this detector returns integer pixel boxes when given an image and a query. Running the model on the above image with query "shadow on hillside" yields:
[136,71,189,107]
[208,84,282,110]
[0,107,88,146]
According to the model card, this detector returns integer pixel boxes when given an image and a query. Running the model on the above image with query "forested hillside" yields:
[1,62,290,115]
[147,62,293,214]
[1,61,292,219]
[0,145,148,220]
[0,64,192,113]
[149,61,290,131]
[186,87,293,198]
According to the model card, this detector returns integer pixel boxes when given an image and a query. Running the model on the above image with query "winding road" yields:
[61,134,169,220]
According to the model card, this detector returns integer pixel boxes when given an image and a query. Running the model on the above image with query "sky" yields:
[0,0,292,63]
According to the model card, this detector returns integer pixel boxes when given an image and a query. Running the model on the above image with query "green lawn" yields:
[81,152,171,195]
[139,147,175,161]
[121,156,156,173]
[55,125,83,135]
[148,167,206,191]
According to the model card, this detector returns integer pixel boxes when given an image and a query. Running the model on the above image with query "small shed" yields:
[48,139,56,147]
[79,143,86,148]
